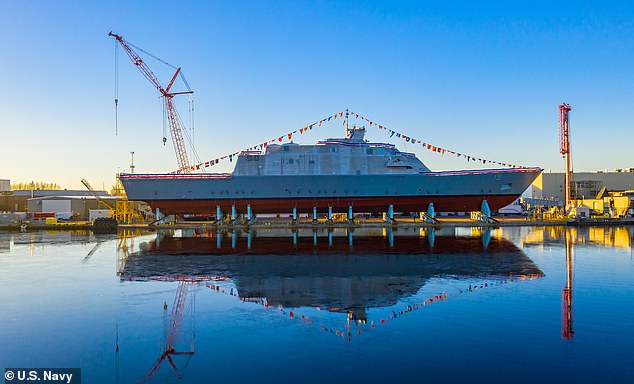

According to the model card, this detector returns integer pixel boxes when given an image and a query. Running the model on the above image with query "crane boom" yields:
[109,32,193,173]
[81,178,115,210]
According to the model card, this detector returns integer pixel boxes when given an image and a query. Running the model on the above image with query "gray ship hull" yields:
[119,167,541,215]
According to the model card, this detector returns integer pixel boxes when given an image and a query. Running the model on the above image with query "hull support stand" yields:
[247,204,254,225]
[384,204,394,224]
[216,206,223,225]
[470,199,498,223]
[420,202,439,224]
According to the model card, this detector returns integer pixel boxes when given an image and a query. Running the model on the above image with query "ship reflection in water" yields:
[120,228,544,324]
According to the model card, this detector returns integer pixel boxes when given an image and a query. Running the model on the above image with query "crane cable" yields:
[562,107,576,204]
[162,96,167,145]
[173,100,203,166]
[114,41,119,135]
[189,94,195,164]
[126,39,178,71]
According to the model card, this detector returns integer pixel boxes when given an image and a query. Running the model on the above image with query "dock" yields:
[4,216,634,233]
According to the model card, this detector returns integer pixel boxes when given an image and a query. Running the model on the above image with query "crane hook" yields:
[163,137,167,146]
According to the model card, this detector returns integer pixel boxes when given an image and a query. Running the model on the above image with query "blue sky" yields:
[2,1,633,190]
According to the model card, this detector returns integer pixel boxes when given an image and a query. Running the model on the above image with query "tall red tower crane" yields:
[109,32,193,173]
[559,103,572,208]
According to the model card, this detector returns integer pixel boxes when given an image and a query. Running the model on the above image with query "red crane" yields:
[109,32,193,173]
[559,103,572,208]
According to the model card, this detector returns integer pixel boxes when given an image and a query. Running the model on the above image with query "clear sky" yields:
[2,0,633,190]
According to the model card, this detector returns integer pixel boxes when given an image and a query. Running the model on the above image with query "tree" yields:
[11,181,61,190]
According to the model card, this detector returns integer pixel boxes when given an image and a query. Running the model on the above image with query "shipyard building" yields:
[526,171,634,217]
[529,171,634,201]
[0,179,111,220]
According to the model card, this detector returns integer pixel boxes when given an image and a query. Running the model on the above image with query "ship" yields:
[119,127,541,216]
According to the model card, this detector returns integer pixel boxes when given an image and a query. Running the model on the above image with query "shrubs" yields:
[92,217,118,233]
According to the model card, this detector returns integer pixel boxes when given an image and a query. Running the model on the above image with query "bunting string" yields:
[347,110,529,169]
[179,108,531,174]
[175,110,347,173]
[205,273,542,342]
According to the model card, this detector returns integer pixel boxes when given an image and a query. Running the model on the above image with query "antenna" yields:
[130,151,135,174]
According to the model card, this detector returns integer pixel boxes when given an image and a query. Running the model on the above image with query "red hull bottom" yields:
[146,195,520,215]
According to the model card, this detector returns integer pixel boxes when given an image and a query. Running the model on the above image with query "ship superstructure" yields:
[233,127,429,177]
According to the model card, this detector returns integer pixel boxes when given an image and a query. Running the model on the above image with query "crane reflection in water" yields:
[140,280,196,383]
[562,228,575,340]
[115,230,201,383]
[520,225,634,341]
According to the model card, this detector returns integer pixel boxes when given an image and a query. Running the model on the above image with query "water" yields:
[1,226,633,383]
